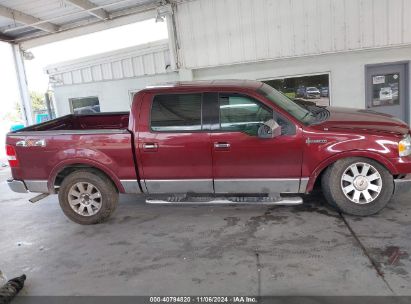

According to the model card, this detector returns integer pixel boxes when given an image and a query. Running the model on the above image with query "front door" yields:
[365,62,409,123]
[137,92,213,193]
[210,92,304,194]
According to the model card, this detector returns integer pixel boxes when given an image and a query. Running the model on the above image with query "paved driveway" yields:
[0,169,410,296]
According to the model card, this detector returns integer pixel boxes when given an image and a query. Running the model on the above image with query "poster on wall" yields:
[373,75,386,85]
[371,73,399,107]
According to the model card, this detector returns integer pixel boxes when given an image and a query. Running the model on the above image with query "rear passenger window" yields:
[151,94,202,132]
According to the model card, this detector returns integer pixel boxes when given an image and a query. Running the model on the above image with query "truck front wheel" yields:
[58,169,119,224]
[321,157,394,216]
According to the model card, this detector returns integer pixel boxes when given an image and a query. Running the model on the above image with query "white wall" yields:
[52,45,411,117]
[53,72,179,115]
[192,45,411,111]
[46,40,171,86]
[175,0,411,69]
[46,40,178,116]
[48,0,411,119]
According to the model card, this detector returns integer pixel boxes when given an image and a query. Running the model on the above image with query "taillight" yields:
[6,144,19,167]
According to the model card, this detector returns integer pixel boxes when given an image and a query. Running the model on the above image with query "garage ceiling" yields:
[0,0,164,44]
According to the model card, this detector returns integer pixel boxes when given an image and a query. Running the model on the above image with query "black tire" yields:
[321,157,394,216]
[58,169,119,225]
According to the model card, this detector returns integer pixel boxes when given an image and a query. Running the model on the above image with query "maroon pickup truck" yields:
[6,80,411,224]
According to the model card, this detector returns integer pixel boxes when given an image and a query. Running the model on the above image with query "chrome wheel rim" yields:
[340,162,383,204]
[68,182,102,216]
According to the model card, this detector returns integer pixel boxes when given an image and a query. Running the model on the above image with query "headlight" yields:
[399,134,411,157]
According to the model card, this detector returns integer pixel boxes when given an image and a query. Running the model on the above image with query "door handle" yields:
[143,143,158,151]
[214,142,231,149]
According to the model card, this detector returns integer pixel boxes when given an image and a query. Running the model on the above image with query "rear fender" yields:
[49,157,125,193]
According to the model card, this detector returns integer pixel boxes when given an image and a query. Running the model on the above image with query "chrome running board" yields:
[145,195,303,206]
[29,193,49,203]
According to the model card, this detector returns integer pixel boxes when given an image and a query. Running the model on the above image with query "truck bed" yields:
[13,112,130,133]
[6,112,136,193]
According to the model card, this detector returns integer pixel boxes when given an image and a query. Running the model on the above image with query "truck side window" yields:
[219,94,273,134]
[151,94,202,132]
[273,112,296,136]
[219,94,296,136]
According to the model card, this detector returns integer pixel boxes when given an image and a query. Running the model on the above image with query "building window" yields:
[263,74,330,107]
[70,97,100,114]
[151,94,202,132]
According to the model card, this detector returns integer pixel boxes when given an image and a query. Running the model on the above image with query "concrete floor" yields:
[0,168,410,296]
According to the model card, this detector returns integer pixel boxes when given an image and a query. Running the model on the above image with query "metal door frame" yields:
[365,61,409,124]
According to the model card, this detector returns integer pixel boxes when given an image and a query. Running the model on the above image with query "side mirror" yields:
[258,119,282,139]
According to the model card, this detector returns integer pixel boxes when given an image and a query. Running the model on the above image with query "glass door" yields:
[365,62,408,123]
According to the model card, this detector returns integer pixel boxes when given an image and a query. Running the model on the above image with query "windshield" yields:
[256,83,317,124]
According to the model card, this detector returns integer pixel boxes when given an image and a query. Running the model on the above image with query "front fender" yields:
[305,150,397,193]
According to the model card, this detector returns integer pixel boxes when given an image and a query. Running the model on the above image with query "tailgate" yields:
[6,134,52,182]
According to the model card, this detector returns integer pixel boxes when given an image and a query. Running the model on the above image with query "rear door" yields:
[137,92,213,193]
[210,92,304,194]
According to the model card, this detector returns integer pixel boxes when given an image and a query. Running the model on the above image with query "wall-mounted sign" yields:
[373,75,385,85]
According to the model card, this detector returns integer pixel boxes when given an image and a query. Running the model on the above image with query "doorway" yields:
[365,62,409,123]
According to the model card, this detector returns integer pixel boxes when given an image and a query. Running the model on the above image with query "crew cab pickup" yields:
[6,80,411,224]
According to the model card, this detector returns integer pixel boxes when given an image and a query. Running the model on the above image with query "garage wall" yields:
[192,45,411,111]
[46,40,178,115]
[175,0,411,69]
[47,0,411,118]
[50,45,411,116]
[46,40,171,86]
[52,72,179,116]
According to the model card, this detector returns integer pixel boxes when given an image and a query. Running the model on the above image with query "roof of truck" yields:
[144,79,263,91]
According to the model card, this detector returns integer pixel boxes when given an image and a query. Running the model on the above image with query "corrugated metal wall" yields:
[46,40,171,86]
[175,0,411,69]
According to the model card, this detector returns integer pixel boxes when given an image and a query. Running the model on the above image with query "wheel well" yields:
[312,168,326,192]
[54,164,119,192]
[314,156,394,189]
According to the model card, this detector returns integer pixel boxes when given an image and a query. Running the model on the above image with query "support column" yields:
[165,3,178,70]
[12,44,33,125]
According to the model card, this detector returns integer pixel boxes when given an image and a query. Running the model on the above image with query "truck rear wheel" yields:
[58,169,118,224]
[321,157,394,216]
